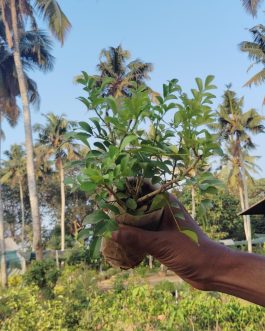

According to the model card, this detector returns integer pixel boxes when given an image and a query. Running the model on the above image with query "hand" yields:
[112,193,226,290]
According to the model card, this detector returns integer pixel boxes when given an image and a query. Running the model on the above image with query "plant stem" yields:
[137,155,202,203]
[104,184,126,209]
[167,201,181,232]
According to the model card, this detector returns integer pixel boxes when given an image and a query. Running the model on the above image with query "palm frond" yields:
[126,60,153,84]
[20,29,55,72]
[241,0,263,16]
[34,0,71,45]
[243,68,265,86]
[26,75,40,107]
[240,41,265,63]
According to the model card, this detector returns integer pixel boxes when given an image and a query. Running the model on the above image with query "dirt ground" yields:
[98,270,183,291]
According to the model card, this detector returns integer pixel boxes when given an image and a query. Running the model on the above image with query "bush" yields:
[65,247,91,265]
[8,275,23,287]
[154,280,177,294]
[79,283,265,331]
[23,259,61,297]
[0,286,70,331]
[1,266,265,331]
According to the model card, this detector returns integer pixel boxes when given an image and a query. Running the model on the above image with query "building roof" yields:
[239,197,265,215]
[0,237,20,253]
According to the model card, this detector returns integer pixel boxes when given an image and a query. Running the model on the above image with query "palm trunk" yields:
[191,185,196,219]
[240,162,252,253]
[59,159,65,251]
[0,113,7,287]
[148,255,153,269]
[239,183,252,252]
[0,1,13,49]
[10,0,42,259]
[19,179,25,249]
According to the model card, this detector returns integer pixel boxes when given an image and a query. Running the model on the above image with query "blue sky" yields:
[3,0,265,177]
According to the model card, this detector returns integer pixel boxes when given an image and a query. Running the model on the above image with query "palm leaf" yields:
[243,68,265,86]
[241,0,263,16]
[240,41,265,63]
[34,0,71,45]
[20,29,55,72]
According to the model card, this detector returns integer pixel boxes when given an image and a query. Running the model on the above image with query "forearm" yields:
[209,246,265,306]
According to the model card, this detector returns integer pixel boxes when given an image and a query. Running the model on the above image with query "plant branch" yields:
[137,155,202,204]
[167,201,181,232]
[104,184,126,209]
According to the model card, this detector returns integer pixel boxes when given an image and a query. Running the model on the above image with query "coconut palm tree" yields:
[93,45,154,97]
[0,40,19,287]
[0,21,53,284]
[1,145,27,247]
[213,87,265,252]
[219,145,261,193]
[0,0,70,259]
[241,0,263,16]
[240,25,265,95]
[34,113,79,251]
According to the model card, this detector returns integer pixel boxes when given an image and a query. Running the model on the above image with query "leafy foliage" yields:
[181,189,245,240]
[24,259,61,297]
[69,74,223,256]
[77,45,154,98]
[240,24,265,98]
[241,0,263,16]
[1,266,265,330]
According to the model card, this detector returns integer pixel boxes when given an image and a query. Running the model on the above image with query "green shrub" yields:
[1,266,265,331]
[23,259,61,298]
[65,247,91,265]
[154,280,177,294]
[0,286,71,331]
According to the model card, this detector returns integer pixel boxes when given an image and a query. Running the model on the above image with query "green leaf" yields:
[116,192,129,199]
[174,112,182,126]
[73,132,90,147]
[90,237,102,259]
[79,121,93,134]
[78,97,91,109]
[126,198,137,210]
[84,168,103,183]
[120,135,137,150]
[203,186,218,195]
[90,118,101,134]
[149,193,167,211]
[94,142,106,151]
[180,229,199,245]
[198,183,211,191]
[205,75,215,88]
[168,145,179,154]
[175,210,185,221]
[80,182,97,193]
[64,177,74,186]
[78,229,92,240]
[83,210,110,225]
[109,145,120,159]
[96,219,118,236]
[201,199,213,209]
[103,220,119,236]
[195,77,203,92]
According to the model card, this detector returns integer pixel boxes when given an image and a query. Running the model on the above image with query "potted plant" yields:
[67,74,222,268]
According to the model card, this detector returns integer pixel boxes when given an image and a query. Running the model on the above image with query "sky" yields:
[3,0,265,177]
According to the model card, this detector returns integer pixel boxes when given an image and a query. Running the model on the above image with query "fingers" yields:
[112,225,156,252]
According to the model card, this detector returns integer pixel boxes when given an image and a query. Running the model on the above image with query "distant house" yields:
[239,197,265,216]
[221,198,265,248]
[0,237,26,274]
